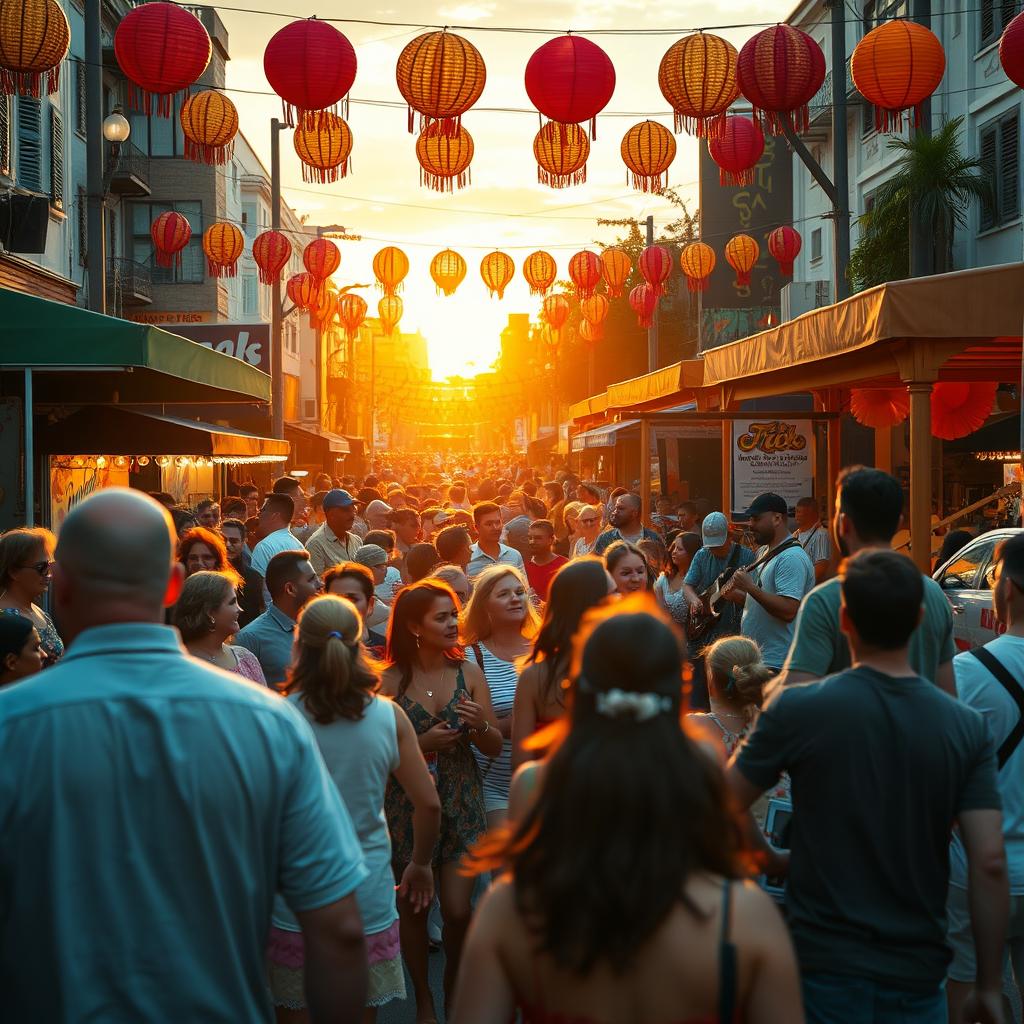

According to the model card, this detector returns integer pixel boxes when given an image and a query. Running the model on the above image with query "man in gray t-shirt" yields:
[723,492,815,669]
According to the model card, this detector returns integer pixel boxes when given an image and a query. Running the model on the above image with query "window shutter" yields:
[0,95,10,177]
[981,0,996,44]
[75,59,87,136]
[77,185,87,265]
[999,114,1020,224]
[979,124,998,231]
[16,97,43,192]
[49,105,64,210]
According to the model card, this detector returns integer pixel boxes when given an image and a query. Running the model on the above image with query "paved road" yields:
[378,947,448,1024]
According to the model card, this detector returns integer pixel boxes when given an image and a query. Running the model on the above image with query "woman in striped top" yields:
[461,564,541,829]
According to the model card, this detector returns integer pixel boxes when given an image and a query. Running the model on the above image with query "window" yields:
[863,0,908,31]
[131,200,204,283]
[74,58,87,138]
[241,201,258,239]
[810,227,823,262]
[980,0,1020,49]
[49,106,64,211]
[242,273,259,316]
[979,111,1020,231]
[128,95,186,157]
[15,96,43,193]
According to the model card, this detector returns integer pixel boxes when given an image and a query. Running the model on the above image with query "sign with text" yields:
[170,323,269,373]
[50,461,130,532]
[732,419,813,514]
[126,310,214,326]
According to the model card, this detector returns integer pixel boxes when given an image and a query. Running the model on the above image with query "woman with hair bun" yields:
[0,613,43,686]
[268,594,442,1021]
[453,596,802,1024]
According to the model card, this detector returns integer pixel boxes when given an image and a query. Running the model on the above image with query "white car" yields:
[933,528,1021,652]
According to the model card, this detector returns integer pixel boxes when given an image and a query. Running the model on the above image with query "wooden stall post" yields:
[907,381,934,572]
[640,417,652,527]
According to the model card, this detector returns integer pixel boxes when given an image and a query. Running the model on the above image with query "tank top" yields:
[472,643,518,804]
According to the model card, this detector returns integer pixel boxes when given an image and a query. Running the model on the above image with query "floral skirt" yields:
[266,919,405,1010]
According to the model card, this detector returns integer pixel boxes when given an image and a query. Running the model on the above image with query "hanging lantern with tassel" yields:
[416,122,474,192]
[252,230,292,285]
[680,242,716,292]
[523,251,557,296]
[430,249,467,296]
[601,247,632,297]
[312,288,337,330]
[0,0,70,97]
[180,90,238,165]
[620,120,676,193]
[373,246,409,295]
[338,292,368,341]
[639,245,672,298]
[150,211,192,268]
[287,271,325,315]
[378,294,403,336]
[303,238,341,284]
[480,251,515,299]
[396,30,486,134]
[767,226,802,276]
[293,113,353,183]
[658,33,739,137]
[525,34,615,139]
[533,121,590,188]
[708,114,764,186]
[580,292,609,326]
[629,283,658,329]
[202,222,244,278]
[568,250,603,300]
[579,318,603,344]
[542,293,571,342]
[725,234,760,286]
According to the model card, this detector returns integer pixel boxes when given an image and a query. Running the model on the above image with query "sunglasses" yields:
[20,560,54,577]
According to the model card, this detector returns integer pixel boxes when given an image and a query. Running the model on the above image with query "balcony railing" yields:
[107,258,152,306]
[106,141,151,197]
[808,56,857,127]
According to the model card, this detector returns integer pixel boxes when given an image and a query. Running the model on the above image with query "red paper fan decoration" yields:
[252,230,292,285]
[568,250,603,300]
[930,382,997,441]
[849,387,910,430]
[639,245,672,298]
[708,115,764,186]
[629,283,658,329]
[150,211,192,268]
[525,34,615,139]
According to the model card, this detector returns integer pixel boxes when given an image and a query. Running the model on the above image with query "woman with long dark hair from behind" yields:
[381,579,502,1024]
[267,595,441,1024]
[452,597,803,1024]
[511,557,614,769]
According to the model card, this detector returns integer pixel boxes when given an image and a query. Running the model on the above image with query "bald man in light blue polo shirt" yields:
[0,489,368,1022]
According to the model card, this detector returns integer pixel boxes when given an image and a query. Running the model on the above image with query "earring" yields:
[208,616,217,632]
[414,633,421,648]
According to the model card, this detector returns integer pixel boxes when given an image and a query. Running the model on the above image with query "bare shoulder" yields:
[516,662,542,689]
[460,658,487,688]
[730,879,789,938]
[379,666,402,697]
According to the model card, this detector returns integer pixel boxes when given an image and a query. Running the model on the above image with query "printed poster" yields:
[732,419,813,514]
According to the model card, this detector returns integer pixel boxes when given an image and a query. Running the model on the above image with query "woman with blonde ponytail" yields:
[267,595,441,1023]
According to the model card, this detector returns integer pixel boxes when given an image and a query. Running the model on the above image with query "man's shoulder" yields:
[801,576,841,610]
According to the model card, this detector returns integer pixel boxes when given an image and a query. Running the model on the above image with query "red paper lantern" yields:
[767,226,802,276]
[533,121,590,188]
[150,211,192,268]
[303,238,341,284]
[579,318,603,345]
[568,250,602,300]
[658,33,739,138]
[202,222,244,278]
[396,30,486,135]
[639,245,672,298]
[725,234,760,286]
[0,0,70,98]
[931,382,997,441]
[737,25,826,135]
[480,251,515,299]
[524,34,615,139]
[264,18,357,127]
[252,230,292,285]
[708,115,764,186]
[378,294,403,336]
[580,292,609,325]
[679,242,715,292]
[542,293,571,342]
[312,288,337,330]
[601,247,632,297]
[287,272,325,313]
[523,251,557,296]
[430,249,467,296]
[850,387,910,430]
[114,2,211,116]
[1000,11,1024,88]
[338,292,368,341]
[629,283,658,329]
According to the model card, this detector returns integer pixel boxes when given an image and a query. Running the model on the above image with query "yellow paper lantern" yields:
[621,120,676,193]
[480,251,514,299]
[533,121,590,188]
[658,33,739,137]
[293,112,353,183]
[373,246,409,295]
[180,90,238,165]
[430,249,467,296]
[416,123,474,192]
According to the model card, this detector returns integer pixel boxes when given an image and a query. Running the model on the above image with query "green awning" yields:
[0,290,270,404]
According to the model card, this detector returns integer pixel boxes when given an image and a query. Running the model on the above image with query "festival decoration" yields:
[303,238,341,284]
[523,251,557,295]
[724,233,759,286]
[568,250,603,300]
[264,18,357,127]
[373,246,409,295]
[202,222,244,278]
[930,382,997,441]
[708,114,764,186]
[639,245,672,298]
[378,294,403,336]
[524,34,615,139]
[851,20,946,132]
[252,230,292,285]
[338,292,368,340]
[580,292,610,325]
[629,282,658,329]
[542,293,571,341]
[179,90,238,165]
[287,272,325,317]
[150,211,192,268]
[620,120,676,193]
[767,226,802,276]
[430,249,467,296]
[533,121,590,188]
[850,387,910,430]
[737,25,825,135]
[1000,11,1024,88]
[293,112,353,182]
[658,33,739,137]
[480,250,515,299]
[396,30,486,134]
[680,241,716,292]
[0,0,70,97]
[579,318,603,344]
[600,247,632,297]
[416,122,474,192]
[113,2,211,116]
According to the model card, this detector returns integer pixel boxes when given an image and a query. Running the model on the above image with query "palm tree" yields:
[848,116,993,290]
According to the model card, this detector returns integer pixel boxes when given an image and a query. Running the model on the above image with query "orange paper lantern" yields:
[579,318,603,345]
[202,222,243,278]
[252,230,292,285]
[0,0,69,97]
[312,288,338,330]
[287,271,325,312]
[629,283,658,329]
[851,20,946,132]
[639,245,672,298]
[378,294,403,336]
[568,250,603,300]
[680,241,716,292]
[430,249,467,296]
[338,292,368,341]
[150,211,192,268]
[533,121,590,189]
[303,238,341,284]
[580,292,609,325]
[658,33,739,137]
[600,247,632,297]
[396,30,486,134]
[930,382,997,441]
[416,122,474,192]
[373,246,409,295]
[724,234,759,286]
[542,293,571,341]
[850,387,910,430]
[293,113,353,183]
[180,90,238,166]
[523,251,557,296]
[480,251,514,299]
[621,120,676,193]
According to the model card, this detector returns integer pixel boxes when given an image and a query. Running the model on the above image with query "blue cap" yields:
[323,488,356,510]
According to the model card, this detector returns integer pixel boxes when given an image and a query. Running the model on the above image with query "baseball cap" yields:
[322,488,355,510]
[432,509,455,526]
[354,543,388,568]
[745,492,789,517]
[364,499,394,519]
[701,511,729,547]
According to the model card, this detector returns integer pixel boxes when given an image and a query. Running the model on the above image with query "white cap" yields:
[701,511,729,547]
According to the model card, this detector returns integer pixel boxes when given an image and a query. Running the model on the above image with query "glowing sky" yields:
[221,0,780,378]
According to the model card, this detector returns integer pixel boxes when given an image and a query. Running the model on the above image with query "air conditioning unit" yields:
[780,280,831,321]
[302,399,316,421]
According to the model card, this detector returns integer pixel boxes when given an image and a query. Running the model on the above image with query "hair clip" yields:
[327,631,343,640]
[595,688,673,722]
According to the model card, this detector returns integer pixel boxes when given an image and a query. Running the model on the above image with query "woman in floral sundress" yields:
[381,579,502,1024]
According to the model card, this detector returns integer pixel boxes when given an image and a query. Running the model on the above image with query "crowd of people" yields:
[0,457,1020,1024]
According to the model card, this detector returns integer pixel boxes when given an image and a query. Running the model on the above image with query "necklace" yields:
[423,665,451,699]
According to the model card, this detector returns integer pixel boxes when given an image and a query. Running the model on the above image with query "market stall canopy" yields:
[571,419,640,452]
[0,291,271,405]
[569,360,704,424]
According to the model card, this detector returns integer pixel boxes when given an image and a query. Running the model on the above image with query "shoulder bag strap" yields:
[800,524,820,549]
[969,646,1024,769]
[471,643,486,671]
[717,880,738,1024]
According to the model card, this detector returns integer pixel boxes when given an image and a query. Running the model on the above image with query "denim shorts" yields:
[802,973,945,1024]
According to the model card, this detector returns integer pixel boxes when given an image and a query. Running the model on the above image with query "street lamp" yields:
[102,108,131,158]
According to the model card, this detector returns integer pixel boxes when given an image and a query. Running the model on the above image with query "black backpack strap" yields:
[969,647,1024,769]
[717,881,738,1024]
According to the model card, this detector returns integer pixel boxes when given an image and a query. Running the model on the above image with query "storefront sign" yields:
[165,323,269,373]
[50,460,130,531]
[125,310,214,326]
[732,419,813,513]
